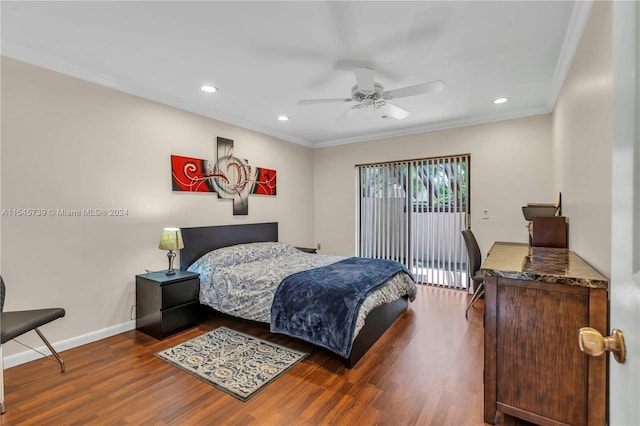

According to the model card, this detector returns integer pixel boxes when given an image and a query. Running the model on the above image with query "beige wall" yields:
[0,57,315,358]
[552,0,612,277]
[314,114,554,258]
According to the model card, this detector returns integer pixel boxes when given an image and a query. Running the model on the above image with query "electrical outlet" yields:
[317,243,321,250]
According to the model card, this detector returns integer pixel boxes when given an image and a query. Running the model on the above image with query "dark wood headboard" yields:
[179,222,279,270]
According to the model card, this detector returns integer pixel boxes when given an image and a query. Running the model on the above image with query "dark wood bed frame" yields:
[179,222,409,368]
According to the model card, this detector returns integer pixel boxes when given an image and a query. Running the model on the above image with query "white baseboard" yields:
[2,320,136,369]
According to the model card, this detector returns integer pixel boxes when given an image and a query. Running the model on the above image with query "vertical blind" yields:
[357,155,470,288]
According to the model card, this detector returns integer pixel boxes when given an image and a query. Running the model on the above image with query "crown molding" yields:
[1,41,314,148]
[312,106,552,148]
[546,0,594,110]
[3,4,585,152]
[0,42,556,150]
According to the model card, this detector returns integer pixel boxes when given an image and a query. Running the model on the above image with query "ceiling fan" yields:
[297,68,444,120]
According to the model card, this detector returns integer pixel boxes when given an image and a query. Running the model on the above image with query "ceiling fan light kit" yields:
[298,67,444,121]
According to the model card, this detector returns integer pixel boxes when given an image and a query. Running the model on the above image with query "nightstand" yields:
[135,270,200,339]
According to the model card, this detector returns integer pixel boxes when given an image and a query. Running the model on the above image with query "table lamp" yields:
[159,227,184,275]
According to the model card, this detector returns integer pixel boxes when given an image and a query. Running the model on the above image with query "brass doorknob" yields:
[579,327,626,363]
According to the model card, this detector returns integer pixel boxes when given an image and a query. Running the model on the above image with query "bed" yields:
[179,222,416,368]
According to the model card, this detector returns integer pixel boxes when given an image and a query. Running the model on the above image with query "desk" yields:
[481,242,608,426]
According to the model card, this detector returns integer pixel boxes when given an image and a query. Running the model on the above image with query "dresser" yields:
[481,242,608,426]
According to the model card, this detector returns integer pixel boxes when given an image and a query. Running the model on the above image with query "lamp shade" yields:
[159,228,184,251]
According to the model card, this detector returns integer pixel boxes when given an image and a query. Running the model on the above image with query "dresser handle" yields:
[579,327,626,363]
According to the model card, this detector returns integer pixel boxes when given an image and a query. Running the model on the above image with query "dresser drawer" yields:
[161,278,199,309]
[161,301,200,335]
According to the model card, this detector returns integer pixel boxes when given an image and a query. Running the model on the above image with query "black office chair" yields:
[1,275,66,373]
[462,229,485,319]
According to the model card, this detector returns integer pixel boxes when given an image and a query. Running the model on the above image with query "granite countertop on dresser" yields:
[480,242,608,289]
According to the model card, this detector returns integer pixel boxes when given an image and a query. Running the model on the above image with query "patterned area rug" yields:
[155,326,308,401]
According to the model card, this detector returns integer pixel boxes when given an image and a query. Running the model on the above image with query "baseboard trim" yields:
[2,321,136,369]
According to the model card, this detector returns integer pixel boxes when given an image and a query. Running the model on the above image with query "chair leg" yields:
[465,283,485,320]
[34,328,65,373]
[1,344,5,414]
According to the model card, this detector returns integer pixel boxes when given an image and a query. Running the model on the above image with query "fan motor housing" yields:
[351,82,384,102]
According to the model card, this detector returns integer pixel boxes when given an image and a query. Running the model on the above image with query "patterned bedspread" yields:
[187,242,416,339]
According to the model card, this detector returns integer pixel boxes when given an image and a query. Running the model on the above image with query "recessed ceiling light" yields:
[277,115,290,121]
[200,85,218,93]
[493,97,509,104]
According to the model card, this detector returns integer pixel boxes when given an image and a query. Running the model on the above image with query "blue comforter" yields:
[270,257,413,358]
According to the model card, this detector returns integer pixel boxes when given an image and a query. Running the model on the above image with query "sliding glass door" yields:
[357,154,470,288]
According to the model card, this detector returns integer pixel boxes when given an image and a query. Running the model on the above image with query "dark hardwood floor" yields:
[2,285,487,425]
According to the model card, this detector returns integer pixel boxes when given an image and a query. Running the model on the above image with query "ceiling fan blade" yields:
[384,80,445,99]
[334,59,375,71]
[354,68,375,92]
[337,106,360,121]
[297,98,353,105]
[382,102,410,120]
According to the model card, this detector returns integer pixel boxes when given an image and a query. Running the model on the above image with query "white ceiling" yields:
[1,1,592,148]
